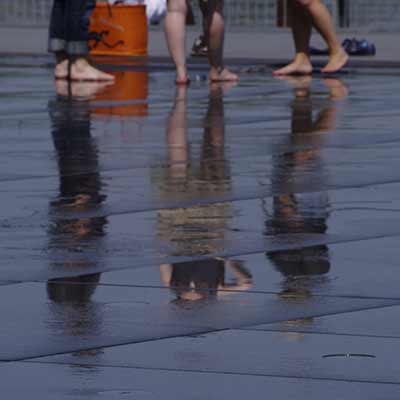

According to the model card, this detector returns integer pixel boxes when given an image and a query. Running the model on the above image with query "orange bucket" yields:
[89,3,148,56]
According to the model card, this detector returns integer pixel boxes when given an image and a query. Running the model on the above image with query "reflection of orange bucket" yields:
[92,70,148,117]
[89,3,148,56]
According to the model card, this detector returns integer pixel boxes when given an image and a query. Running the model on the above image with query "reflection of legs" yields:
[207,0,239,82]
[313,107,336,133]
[55,80,113,100]
[273,2,312,76]
[280,77,348,157]
[284,77,348,137]
[278,76,348,102]
[275,75,312,97]
[164,0,189,84]
[166,86,188,178]
[313,78,348,131]
[322,78,348,100]
[206,83,225,147]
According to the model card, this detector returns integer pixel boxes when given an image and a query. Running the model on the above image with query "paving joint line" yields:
[18,359,400,387]
[3,301,400,363]
[236,328,400,341]
[236,302,400,332]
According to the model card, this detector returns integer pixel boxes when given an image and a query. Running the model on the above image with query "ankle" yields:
[55,51,68,65]
[176,65,187,77]
[329,44,344,56]
[71,57,89,70]
[210,65,224,74]
[55,59,68,68]
[294,53,311,64]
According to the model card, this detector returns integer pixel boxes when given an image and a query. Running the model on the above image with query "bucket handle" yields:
[107,0,126,18]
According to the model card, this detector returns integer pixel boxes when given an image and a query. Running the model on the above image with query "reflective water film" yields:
[2,59,400,398]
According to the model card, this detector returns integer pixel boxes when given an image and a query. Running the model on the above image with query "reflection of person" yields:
[156,83,252,302]
[49,0,115,81]
[47,81,110,337]
[155,84,231,257]
[273,0,348,76]
[161,258,252,302]
[265,77,348,297]
[164,0,239,83]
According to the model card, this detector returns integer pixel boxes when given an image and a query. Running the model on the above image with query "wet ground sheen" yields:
[2,57,400,398]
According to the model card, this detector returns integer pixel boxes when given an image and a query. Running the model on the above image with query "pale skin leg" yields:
[164,0,189,84]
[273,0,348,76]
[164,0,238,83]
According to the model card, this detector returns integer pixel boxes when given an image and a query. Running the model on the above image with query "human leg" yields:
[297,0,348,73]
[64,0,114,81]
[191,0,208,56]
[164,0,189,84]
[49,0,114,81]
[273,1,313,76]
[49,0,70,79]
[206,0,238,81]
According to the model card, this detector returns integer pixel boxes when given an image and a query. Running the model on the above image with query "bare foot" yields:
[175,75,190,85]
[273,56,313,76]
[321,48,348,74]
[176,66,190,85]
[70,58,115,81]
[209,67,239,82]
[55,59,69,79]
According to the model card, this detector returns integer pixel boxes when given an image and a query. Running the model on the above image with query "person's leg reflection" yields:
[47,80,111,340]
[265,76,348,298]
[166,86,189,178]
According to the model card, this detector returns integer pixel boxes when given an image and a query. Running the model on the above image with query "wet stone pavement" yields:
[2,56,400,398]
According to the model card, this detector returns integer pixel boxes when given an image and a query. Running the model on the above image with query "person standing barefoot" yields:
[164,0,239,84]
[49,0,115,81]
[273,0,348,76]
